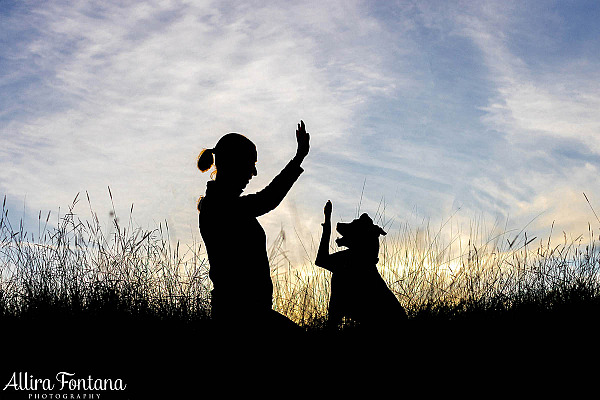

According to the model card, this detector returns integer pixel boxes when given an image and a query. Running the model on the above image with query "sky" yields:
[2,0,600,266]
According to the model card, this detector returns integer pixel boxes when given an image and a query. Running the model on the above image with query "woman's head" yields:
[197,133,258,189]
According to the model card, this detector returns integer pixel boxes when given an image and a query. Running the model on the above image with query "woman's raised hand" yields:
[295,120,310,161]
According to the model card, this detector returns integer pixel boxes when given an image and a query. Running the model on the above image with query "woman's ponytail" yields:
[197,148,215,212]
[197,148,215,172]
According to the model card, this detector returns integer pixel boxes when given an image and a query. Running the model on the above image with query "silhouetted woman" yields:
[197,121,309,335]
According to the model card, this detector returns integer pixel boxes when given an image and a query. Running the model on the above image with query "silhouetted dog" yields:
[316,201,407,334]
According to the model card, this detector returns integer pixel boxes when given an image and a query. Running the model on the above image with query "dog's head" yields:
[335,213,386,249]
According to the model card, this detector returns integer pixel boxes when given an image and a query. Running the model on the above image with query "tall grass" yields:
[2,192,600,333]
[0,192,212,325]
[271,213,600,328]
[379,218,600,321]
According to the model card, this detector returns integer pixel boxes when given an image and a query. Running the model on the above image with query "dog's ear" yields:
[375,225,387,236]
[360,213,386,236]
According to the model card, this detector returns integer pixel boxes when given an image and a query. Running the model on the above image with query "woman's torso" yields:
[199,182,274,316]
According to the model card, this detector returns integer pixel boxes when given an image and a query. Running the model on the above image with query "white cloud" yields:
[0,0,417,265]
[452,1,600,241]
[3,0,600,268]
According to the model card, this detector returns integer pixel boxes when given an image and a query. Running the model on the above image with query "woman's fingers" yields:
[295,120,309,159]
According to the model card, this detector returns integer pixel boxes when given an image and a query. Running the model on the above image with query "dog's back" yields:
[327,250,407,332]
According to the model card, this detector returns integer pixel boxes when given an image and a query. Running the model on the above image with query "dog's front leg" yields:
[315,200,334,271]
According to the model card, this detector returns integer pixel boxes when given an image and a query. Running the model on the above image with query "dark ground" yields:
[2,303,598,398]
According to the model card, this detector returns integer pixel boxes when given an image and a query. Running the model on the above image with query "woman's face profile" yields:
[218,151,257,190]
[240,156,258,189]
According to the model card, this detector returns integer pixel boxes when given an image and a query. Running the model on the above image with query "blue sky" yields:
[2,0,600,265]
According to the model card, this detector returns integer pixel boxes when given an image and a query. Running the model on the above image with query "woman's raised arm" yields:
[239,121,310,216]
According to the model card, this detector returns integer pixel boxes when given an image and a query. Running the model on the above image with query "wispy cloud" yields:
[0,0,415,259]
[450,1,600,237]
[2,0,600,264]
